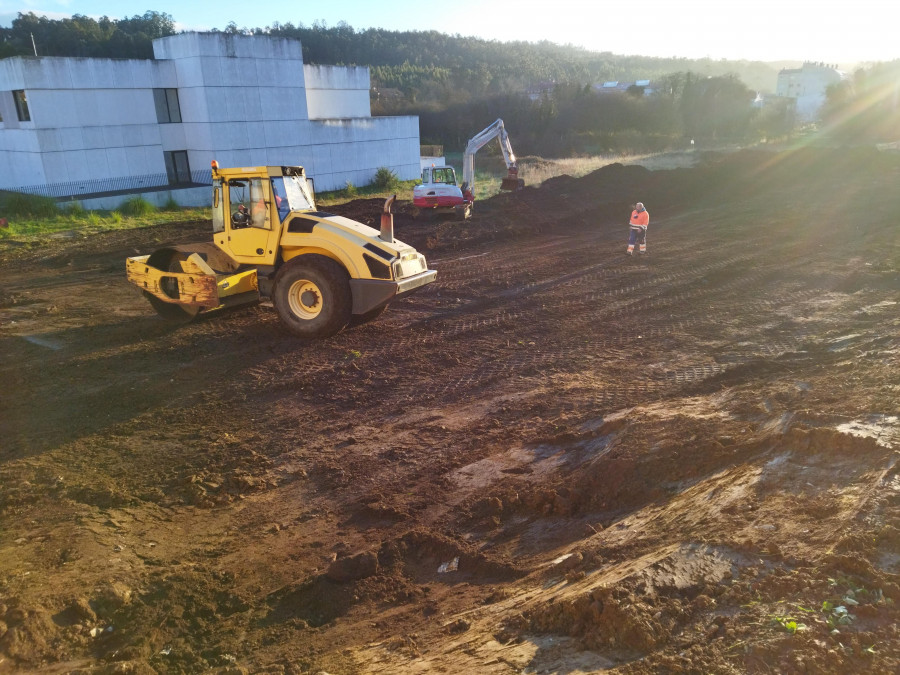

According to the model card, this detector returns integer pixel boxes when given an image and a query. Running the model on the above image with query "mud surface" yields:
[2,147,900,673]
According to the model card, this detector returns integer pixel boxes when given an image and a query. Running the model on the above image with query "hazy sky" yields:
[0,0,895,66]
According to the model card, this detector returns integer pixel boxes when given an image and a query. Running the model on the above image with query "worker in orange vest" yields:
[251,195,267,222]
[626,202,649,255]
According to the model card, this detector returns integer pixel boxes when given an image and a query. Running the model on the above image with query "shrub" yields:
[343,181,358,198]
[373,167,400,191]
[65,201,87,219]
[117,196,156,217]
[0,191,59,218]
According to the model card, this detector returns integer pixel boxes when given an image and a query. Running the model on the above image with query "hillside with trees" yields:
[0,11,176,59]
[1,13,782,93]
[4,13,894,156]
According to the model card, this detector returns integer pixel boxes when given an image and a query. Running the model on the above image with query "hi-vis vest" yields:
[630,209,649,227]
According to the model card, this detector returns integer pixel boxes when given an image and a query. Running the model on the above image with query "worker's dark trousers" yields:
[627,226,647,253]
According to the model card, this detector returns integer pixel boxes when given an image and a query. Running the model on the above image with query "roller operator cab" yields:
[126,163,436,338]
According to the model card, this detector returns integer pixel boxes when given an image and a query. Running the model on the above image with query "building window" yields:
[13,90,30,121]
[153,88,182,124]
[164,151,191,185]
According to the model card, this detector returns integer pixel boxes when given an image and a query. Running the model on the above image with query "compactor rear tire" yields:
[144,249,200,323]
[273,256,352,338]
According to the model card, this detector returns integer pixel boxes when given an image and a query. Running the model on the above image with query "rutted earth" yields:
[1,147,900,674]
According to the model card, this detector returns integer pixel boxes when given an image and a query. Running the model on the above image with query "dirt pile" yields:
[1,147,900,673]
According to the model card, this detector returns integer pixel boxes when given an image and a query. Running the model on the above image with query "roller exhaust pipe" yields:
[380,194,396,243]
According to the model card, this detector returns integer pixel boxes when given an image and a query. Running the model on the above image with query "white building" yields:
[0,32,420,206]
[776,61,845,122]
[592,80,655,96]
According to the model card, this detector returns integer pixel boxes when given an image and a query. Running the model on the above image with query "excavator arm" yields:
[461,118,521,195]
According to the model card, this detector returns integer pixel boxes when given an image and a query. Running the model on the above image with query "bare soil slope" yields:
[2,147,900,674]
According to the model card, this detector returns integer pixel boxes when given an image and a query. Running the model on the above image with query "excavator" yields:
[412,119,523,220]
[461,118,524,196]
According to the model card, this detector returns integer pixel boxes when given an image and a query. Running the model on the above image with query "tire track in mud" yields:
[244,224,882,416]
[244,247,755,390]
[422,254,789,349]
[1,267,116,295]
[408,246,770,340]
[386,263,858,408]
[245,238,803,408]
[434,220,784,308]
[430,236,746,298]
[279,241,772,389]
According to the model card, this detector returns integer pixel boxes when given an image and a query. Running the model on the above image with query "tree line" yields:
[0,11,176,59]
[414,76,797,157]
[1,13,895,155]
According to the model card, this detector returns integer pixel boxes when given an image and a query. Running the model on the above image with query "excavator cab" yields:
[423,166,458,185]
[413,165,470,219]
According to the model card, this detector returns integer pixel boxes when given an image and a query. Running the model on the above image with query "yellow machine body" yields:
[126,164,436,337]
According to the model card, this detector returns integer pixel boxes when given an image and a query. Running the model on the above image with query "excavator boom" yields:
[461,118,522,195]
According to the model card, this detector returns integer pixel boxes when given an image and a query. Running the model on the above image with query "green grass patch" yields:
[65,201,86,219]
[117,196,156,217]
[161,194,181,211]
[0,193,207,241]
[0,191,60,219]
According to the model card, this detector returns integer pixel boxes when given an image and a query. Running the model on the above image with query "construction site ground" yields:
[2,147,900,674]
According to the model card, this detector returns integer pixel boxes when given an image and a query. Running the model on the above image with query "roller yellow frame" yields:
[126,163,436,338]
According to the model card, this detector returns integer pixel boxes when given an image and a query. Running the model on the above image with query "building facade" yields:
[0,32,420,206]
[592,80,655,96]
[776,61,845,122]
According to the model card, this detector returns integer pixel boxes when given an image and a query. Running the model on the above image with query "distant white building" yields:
[525,80,555,101]
[0,32,420,206]
[776,61,845,122]
[592,80,655,96]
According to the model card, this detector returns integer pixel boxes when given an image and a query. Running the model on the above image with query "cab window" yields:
[276,175,314,213]
[249,178,269,229]
[212,180,225,233]
[434,168,455,184]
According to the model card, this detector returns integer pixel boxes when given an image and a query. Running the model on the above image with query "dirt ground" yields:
[2,147,900,674]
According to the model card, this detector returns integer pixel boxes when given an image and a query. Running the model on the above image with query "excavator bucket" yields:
[500,166,524,191]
